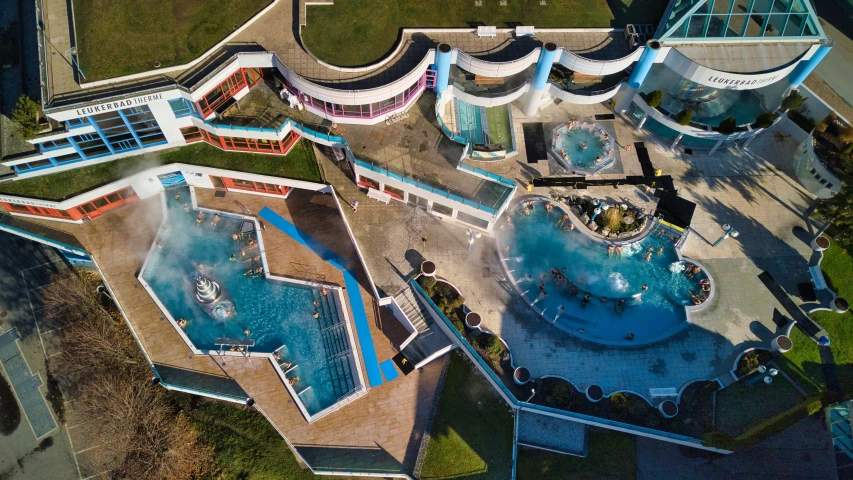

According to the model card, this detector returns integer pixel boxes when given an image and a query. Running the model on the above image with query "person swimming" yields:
[321,287,328,296]
[174,192,181,201]
[600,297,608,305]
[229,253,237,261]
[581,294,591,307]
[195,211,204,225]
[242,255,260,264]
[608,245,615,257]
[615,245,623,257]
[657,246,664,256]
[156,239,163,249]
[643,252,652,262]
[313,311,320,318]
[211,212,221,228]
[183,203,190,212]
[641,284,648,292]
[177,318,188,328]
[625,333,635,341]
[557,213,569,228]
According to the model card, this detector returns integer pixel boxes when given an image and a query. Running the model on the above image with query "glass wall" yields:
[196,68,263,117]
[20,105,168,175]
[179,126,300,155]
[295,75,425,120]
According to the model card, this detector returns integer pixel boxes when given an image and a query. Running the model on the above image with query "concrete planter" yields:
[465,312,482,329]
[421,261,437,277]
[771,335,793,353]
[812,236,830,251]
[659,400,678,418]
[513,367,531,385]
[586,384,604,402]
[833,298,849,314]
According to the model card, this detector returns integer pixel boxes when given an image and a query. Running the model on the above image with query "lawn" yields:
[783,240,853,396]
[515,428,637,480]
[303,0,663,67]
[185,399,319,479]
[714,375,805,437]
[72,0,271,80]
[0,141,321,201]
[420,352,514,480]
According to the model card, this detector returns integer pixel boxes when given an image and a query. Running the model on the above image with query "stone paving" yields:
[329,97,822,403]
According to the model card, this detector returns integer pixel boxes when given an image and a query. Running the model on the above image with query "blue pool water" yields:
[552,122,614,169]
[498,202,706,345]
[142,188,357,415]
[455,99,485,144]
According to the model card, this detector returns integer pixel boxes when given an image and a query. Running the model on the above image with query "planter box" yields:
[465,311,482,329]
[421,261,436,277]
[586,384,603,402]
[812,236,830,252]
[659,400,678,418]
[771,335,793,353]
[833,297,849,314]
[513,366,531,385]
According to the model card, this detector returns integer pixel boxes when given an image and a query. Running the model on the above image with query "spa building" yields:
[0,0,839,476]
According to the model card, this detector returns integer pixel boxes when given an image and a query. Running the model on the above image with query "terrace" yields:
[20,185,443,475]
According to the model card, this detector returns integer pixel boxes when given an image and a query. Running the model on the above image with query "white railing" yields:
[558,47,644,76]
[454,49,541,77]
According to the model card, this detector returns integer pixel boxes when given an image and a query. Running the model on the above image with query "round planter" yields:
[586,384,604,403]
[421,261,437,277]
[812,236,830,251]
[513,367,531,385]
[772,335,793,353]
[465,312,482,329]
[659,400,678,418]
[833,297,849,314]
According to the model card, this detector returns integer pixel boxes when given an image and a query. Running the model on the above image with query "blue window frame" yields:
[66,118,89,128]
[39,138,72,152]
[168,98,199,118]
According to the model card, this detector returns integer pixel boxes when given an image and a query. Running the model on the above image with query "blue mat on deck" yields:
[379,359,399,382]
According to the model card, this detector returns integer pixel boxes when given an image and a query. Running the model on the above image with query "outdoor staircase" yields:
[393,286,452,367]
[311,289,357,400]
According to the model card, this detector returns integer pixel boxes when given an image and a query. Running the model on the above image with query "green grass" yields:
[0,141,321,201]
[485,106,512,147]
[73,0,271,80]
[303,0,664,66]
[185,399,319,479]
[420,352,514,480]
[783,240,853,396]
[515,429,636,480]
[714,375,805,437]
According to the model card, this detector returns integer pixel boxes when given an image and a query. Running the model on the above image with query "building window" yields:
[196,68,263,117]
[39,138,71,152]
[431,203,453,216]
[1,202,74,219]
[209,175,289,195]
[74,187,139,219]
[169,98,200,118]
[383,184,404,201]
[456,211,489,230]
[357,175,380,190]
[66,118,88,128]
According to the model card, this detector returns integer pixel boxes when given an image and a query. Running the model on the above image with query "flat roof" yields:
[673,41,812,72]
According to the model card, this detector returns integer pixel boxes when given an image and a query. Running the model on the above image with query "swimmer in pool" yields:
[643,252,652,262]
[196,211,204,225]
[608,245,615,257]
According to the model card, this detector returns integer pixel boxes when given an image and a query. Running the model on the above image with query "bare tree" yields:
[41,272,213,479]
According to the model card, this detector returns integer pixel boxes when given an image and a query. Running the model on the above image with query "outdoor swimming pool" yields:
[141,187,359,416]
[497,199,710,345]
[550,120,615,174]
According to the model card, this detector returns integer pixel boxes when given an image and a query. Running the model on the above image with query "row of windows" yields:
[169,98,201,118]
[180,126,300,155]
[27,106,168,174]
[808,167,835,189]
[1,187,138,220]
[210,176,291,196]
[297,76,424,119]
[197,68,264,117]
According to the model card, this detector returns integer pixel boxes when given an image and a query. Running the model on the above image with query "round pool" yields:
[498,198,712,346]
[550,119,615,175]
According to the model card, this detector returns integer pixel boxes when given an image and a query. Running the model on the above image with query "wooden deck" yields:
[28,187,442,475]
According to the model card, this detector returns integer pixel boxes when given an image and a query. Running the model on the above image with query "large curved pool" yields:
[497,199,710,345]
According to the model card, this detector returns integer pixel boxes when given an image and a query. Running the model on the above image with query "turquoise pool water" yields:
[498,202,707,345]
[551,121,614,171]
[142,187,357,415]
[455,99,485,144]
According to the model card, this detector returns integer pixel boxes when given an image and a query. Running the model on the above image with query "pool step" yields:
[311,288,357,400]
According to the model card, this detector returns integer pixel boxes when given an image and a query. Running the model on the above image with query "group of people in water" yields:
[556,119,614,165]
[683,262,711,305]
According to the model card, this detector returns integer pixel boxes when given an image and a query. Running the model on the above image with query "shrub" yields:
[643,90,664,108]
[842,143,853,155]
[602,207,623,232]
[838,125,853,144]
[718,117,738,136]
[815,113,836,133]
[610,393,629,410]
[11,95,43,140]
[754,112,777,129]
[419,276,436,296]
[549,381,575,408]
[781,90,805,111]
[675,108,694,126]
